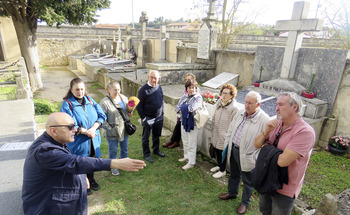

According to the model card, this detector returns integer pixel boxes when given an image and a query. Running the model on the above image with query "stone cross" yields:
[139,11,148,40]
[275,1,323,79]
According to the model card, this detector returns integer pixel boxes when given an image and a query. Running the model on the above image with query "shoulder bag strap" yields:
[106,96,128,122]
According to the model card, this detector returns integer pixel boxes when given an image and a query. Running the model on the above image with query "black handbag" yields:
[107,96,136,135]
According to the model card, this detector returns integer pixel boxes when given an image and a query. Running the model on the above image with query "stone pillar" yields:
[137,11,149,67]
[159,25,166,60]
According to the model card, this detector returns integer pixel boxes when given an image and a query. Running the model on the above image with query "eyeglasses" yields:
[50,124,76,131]
[221,92,231,96]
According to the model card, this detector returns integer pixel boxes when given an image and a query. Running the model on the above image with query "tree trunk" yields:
[11,18,43,92]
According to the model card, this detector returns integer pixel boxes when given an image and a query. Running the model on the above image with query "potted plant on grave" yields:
[327,135,350,155]
[254,66,264,87]
[302,74,316,99]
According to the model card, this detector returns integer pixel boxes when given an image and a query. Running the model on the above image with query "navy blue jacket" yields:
[180,104,194,132]
[136,83,164,120]
[22,132,111,215]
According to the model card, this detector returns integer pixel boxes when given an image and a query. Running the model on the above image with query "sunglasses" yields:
[50,124,76,131]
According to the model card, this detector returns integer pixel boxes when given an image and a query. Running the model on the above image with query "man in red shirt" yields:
[254,92,315,215]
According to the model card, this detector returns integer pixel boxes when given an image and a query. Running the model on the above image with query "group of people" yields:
[22,70,316,215]
[162,72,315,215]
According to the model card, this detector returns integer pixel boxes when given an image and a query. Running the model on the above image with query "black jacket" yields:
[251,145,289,194]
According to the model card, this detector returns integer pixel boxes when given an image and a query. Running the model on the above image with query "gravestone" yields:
[196,0,217,63]
[202,72,239,89]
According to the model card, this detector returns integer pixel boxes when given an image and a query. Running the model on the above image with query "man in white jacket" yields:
[218,91,270,214]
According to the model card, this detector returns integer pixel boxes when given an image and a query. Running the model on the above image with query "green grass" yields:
[0,85,16,100]
[299,150,350,208]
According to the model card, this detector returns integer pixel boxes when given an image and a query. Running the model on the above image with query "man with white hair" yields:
[254,92,315,215]
[137,70,165,163]
[218,91,270,214]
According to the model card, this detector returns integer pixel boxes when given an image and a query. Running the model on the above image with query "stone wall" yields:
[214,50,255,87]
[331,60,350,137]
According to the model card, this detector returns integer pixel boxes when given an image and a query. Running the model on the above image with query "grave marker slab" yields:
[202,72,239,89]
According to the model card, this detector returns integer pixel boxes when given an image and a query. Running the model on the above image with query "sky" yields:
[96,0,328,26]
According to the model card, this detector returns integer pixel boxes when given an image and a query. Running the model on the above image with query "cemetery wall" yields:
[0,17,21,62]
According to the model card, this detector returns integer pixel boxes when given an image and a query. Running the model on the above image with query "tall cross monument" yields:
[276,1,323,79]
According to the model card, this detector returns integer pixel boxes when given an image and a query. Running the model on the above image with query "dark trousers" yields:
[214,148,226,172]
[142,119,163,157]
[170,120,181,143]
[259,192,295,215]
[228,146,254,206]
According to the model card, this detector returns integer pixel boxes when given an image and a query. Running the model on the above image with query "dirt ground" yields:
[35,66,103,102]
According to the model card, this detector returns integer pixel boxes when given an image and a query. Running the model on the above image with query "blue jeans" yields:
[259,192,295,215]
[107,136,129,159]
[228,145,254,206]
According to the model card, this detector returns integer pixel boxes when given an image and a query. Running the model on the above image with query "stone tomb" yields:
[252,46,347,115]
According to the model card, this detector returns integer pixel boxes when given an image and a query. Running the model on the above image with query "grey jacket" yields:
[225,108,270,171]
[99,94,129,141]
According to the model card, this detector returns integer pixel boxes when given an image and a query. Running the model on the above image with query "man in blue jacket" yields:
[22,112,146,215]
[137,70,165,163]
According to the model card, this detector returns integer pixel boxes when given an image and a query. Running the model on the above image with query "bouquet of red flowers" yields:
[201,91,220,104]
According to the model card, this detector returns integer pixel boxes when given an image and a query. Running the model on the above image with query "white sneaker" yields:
[178,158,188,162]
[213,171,226,178]
[210,166,220,173]
[111,169,120,176]
[182,163,194,170]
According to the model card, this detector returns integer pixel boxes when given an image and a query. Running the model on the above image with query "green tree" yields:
[0,0,110,91]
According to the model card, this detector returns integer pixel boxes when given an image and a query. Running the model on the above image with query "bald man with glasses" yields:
[22,112,146,215]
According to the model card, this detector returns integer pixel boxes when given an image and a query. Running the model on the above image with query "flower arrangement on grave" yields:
[302,74,316,99]
[327,136,349,151]
[127,96,140,112]
[201,91,220,104]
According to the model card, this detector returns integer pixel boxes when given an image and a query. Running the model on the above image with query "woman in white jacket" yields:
[99,81,131,176]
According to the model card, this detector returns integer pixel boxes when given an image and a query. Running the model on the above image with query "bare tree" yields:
[314,0,350,49]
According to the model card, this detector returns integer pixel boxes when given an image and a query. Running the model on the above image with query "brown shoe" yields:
[162,141,173,147]
[168,141,180,148]
[218,193,236,200]
[237,203,248,214]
